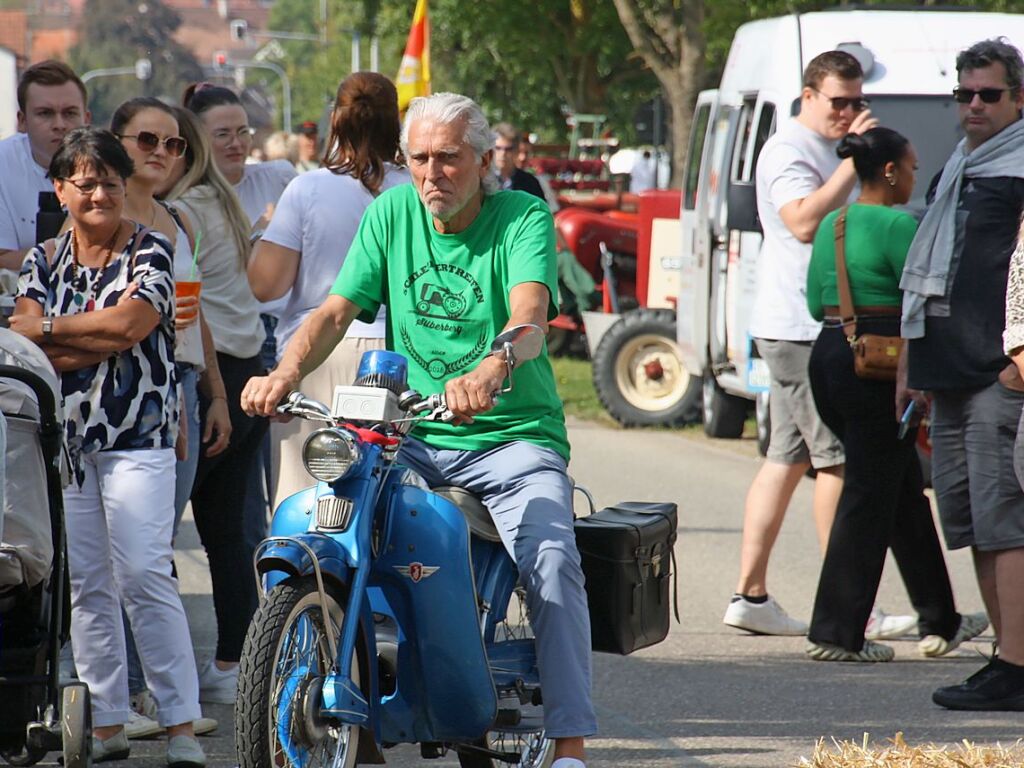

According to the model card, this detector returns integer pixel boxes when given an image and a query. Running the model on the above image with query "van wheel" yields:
[755,391,771,456]
[702,373,748,438]
[592,309,701,427]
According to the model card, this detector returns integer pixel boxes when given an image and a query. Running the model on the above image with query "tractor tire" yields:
[702,373,748,439]
[592,309,701,427]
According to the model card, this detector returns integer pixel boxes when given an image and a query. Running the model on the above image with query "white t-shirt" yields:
[750,118,856,341]
[0,133,51,293]
[236,160,298,318]
[262,165,410,350]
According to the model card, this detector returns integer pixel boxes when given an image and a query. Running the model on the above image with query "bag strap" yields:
[833,206,858,341]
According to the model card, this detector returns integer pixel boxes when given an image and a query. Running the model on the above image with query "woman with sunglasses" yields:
[161,105,266,707]
[10,127,205,766]
[110,97,229,738]
[247,72,409,509]
[111,97,232,532]
[804,127,987,663]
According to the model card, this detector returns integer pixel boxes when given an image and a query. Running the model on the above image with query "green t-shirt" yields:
[331,185,569,461]
[806,204,918,321]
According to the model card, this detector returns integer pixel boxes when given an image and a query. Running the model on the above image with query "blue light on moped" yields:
[354,350,408,394]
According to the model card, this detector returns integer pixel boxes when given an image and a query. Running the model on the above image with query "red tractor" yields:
[553,191,700,427]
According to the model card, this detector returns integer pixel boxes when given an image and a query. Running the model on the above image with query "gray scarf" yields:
[900,118,1024,337]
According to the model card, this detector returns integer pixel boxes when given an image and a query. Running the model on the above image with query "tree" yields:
[70,0,203,126]
[610,0,703,185]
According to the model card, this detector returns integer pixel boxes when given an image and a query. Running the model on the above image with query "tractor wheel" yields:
[592,309,701,427]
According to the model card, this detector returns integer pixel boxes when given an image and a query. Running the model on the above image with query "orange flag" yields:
[396,0,430,112]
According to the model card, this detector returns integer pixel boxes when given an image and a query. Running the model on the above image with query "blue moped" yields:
[236,324,572,768]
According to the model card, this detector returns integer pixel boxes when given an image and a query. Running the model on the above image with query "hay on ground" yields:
[795,732,1024,767]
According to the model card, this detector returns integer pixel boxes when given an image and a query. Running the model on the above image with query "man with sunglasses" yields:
[900,38,1024,712]
[0,60,89,291]
[725,50,897,637]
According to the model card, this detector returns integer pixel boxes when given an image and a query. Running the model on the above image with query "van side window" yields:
[683,103,712,210]
[732,98,757,183]
[751,103,777,172]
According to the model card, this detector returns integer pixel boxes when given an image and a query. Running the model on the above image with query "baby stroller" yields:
[0,327,90,767]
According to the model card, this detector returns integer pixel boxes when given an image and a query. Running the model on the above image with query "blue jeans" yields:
[396,438,597,739]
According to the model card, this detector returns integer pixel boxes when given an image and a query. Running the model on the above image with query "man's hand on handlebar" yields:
[443,355,506,425]
[242,370,298,417]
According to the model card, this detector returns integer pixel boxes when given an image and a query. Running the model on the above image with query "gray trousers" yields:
[397,437,598,739]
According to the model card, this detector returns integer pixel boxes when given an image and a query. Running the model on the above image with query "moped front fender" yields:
[254,533,353,595]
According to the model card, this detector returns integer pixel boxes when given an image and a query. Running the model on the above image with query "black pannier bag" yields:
[574,501,678,655]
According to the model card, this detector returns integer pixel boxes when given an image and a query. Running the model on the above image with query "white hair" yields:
[401,92,500,194]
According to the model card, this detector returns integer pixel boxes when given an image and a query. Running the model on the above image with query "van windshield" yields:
[859,95,964,212]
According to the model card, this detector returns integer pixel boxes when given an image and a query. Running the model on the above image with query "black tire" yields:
[0,746,47,766]
[702,373,748,439]
[236,579,360,768]
[755,391,771,457]
[592,309,701,427]
[457,589,553,768]
[61,683,91,768]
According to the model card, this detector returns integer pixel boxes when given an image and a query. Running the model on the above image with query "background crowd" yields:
[4,29,1024,768]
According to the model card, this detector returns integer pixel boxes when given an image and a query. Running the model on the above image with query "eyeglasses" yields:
[953,87,1013,104]
[812,88,870,112]
[119,132,188,158]
[211,126,256,144]
[62,178,125,196]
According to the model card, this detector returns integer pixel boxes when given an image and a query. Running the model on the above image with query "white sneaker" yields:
[723,595,808,636]
[919,611,989,658]
[130,688,217,735]
[864,607,918,640]
[125,709,164,739]
[198,660,238,705]
[551,760,586,768]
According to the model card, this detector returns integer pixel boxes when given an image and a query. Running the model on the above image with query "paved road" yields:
[41,419,1019,767]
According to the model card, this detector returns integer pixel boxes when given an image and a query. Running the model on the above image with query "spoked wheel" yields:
[236,579,360,768]
[61,683,91,768]
[458,589,554,768]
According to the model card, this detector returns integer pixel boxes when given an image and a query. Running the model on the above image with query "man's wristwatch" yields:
[41,317,53,338]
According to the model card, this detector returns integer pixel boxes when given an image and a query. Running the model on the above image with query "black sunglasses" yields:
[119,131,188,158]
[953,86,1013,104]
[812,87,870,112]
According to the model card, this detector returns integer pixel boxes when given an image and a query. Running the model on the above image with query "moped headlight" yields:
[302,428,361,483]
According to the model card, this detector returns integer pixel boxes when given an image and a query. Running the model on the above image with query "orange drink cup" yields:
[175,280,202,323]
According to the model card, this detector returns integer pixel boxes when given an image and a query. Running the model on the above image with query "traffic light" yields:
[213,51,228,70]
[230,19,248,42]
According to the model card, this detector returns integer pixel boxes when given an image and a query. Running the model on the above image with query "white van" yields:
[674,8,1024,445]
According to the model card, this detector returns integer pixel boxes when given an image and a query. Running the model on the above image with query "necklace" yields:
[70,223,122,308]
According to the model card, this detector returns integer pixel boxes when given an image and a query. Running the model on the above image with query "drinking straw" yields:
[189,230,202,280]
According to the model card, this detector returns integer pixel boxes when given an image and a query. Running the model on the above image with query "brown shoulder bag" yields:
[834,206,902,381]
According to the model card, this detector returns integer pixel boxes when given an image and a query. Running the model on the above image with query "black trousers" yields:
[807,320,959,651]
[191,352,268,662]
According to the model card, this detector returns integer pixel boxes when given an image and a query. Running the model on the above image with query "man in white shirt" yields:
[0,61,89,287]
[723,50,882,636]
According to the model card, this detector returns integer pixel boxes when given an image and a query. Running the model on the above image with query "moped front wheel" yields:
[235,578,360,768]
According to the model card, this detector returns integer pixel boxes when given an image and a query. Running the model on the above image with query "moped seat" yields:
[433,486,502,543]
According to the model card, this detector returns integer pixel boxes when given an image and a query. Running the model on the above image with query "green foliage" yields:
[264,0,407,127]
[70,0,203,127]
